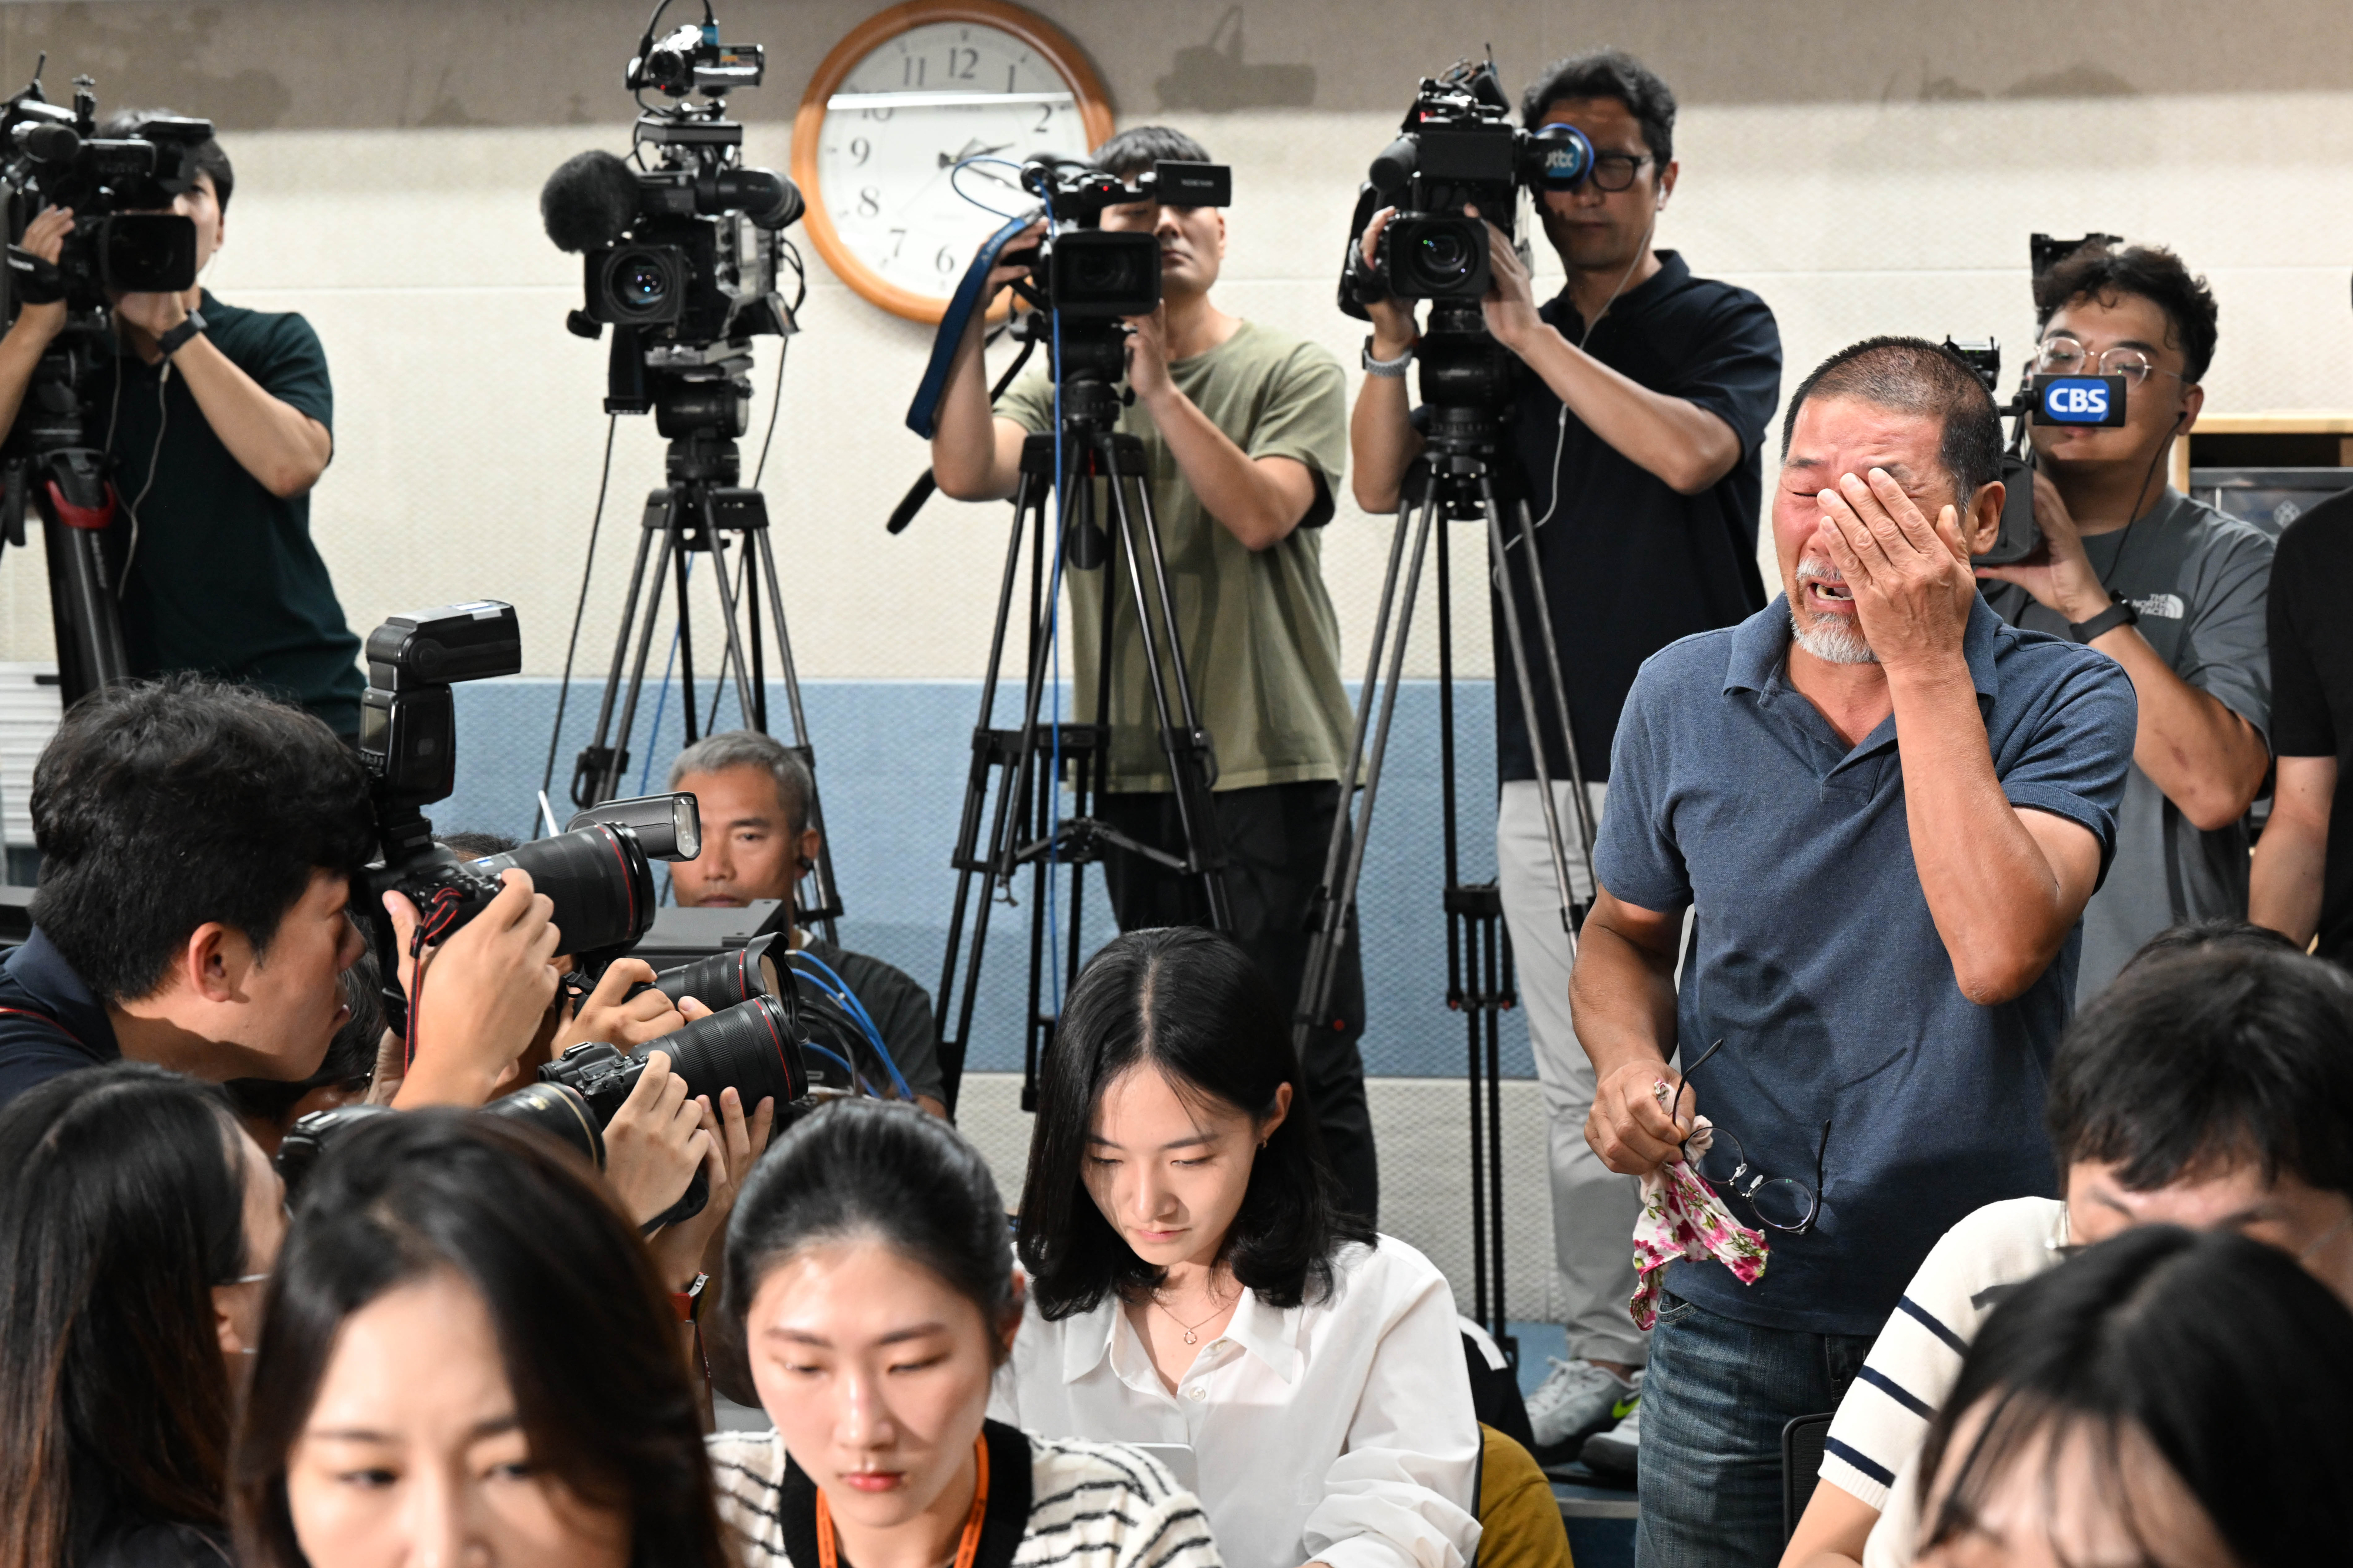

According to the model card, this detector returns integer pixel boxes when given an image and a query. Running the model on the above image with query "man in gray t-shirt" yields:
[1979,242,2271,1000]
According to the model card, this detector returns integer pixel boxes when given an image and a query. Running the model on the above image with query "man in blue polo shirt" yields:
[1568,337,2137,1568]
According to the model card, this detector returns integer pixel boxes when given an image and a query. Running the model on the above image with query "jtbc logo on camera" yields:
[2031,373,2128,428]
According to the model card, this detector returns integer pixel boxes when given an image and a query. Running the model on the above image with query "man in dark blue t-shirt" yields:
[0,111,364,735]
[1572,338,2135,1568]
[1351,49,1782,1455]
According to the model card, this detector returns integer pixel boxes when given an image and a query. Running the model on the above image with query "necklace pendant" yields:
[1182,1329,1198,1344]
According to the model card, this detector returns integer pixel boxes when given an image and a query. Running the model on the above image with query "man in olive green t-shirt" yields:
[931,125,1375,1220]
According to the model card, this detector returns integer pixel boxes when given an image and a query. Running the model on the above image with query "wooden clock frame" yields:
[791,0,1115,323]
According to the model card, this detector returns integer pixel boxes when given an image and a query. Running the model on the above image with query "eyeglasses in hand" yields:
[1677,1037,1830,1235]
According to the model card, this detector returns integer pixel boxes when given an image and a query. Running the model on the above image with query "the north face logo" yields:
[2132,593,2185,619]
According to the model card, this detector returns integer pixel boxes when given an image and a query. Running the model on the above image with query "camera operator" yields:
[0,677,558,1112]
[0,109,366,736]
[1977,242,2273,1001]
[1348,50,1782,1450]
[929,127,1375,1217]
[2250,487,2353,965]
[1571,338,2135,1566]
[664,730,949,1117]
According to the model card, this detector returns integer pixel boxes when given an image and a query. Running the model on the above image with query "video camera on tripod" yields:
[0,62,215,703]
[540,4,802,428]
[1341,58,1592,305]
[1948,232,2130,566]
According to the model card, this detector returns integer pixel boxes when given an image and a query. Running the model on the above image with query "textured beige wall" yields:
[5,3,2353,679]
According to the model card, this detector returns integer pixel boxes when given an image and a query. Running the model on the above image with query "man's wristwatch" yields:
[1361,336,1415,378]
[156,309,207,359]
[2068,599,2138,644]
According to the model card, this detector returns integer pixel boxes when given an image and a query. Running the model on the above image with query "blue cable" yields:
[1044,305,1068,1017]
[788,950,914,1102]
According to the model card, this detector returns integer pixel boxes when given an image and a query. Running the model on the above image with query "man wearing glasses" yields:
[1977,242,2272,1000]
[1572,337,2136,1568]
[1350,48,1782,1462]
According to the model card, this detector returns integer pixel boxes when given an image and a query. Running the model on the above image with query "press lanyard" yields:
[816,1434,990,1568]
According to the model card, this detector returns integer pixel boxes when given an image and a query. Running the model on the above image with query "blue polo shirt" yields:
[1595,595,2137,1336]
[0,928,121,1111]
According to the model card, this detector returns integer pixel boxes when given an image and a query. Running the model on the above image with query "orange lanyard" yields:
[816,1436,991,1568]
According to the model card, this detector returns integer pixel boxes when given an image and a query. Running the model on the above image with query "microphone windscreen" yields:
[18,122,82,164]
[541,149,640,253]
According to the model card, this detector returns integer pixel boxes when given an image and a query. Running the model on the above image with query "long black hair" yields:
[0,1063,253,1568]
[1016,927,1372,1319]
[1916,1226,2353,1566]
[726,1096,1018,1350]
[230,1112,730,1568]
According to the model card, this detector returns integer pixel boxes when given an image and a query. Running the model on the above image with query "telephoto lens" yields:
[538,993,808,1122]
[276,1083,606,1199]
[652,932,782,1011]
[457,822,659,956]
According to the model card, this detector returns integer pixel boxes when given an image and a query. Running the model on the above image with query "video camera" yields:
[1341,58,1592,310]
[539,4,802,431]
[0,64,217,701]
[1,66,211,314]
[1948,233,2130,565]
[905,156,1231,445]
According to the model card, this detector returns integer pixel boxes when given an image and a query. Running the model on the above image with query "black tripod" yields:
[569,426,843,933]
[1294,303,1599,1353]
[934,382,1230,1115]
[1,311,132,707]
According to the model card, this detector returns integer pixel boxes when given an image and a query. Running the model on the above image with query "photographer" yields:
[929,126,1375,1217]
[666,730,948,1116]
[0,677,557,1112]
[1571,338,2134,1565]
[1348,50,1782,1452]
[0,109,365,736]
[1977,241,2273,1000]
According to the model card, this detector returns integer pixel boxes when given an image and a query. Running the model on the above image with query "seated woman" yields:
[1911,1225,2353,1568]
[716,1095,1221,1568]
[995,928,1481,1568]
[0,1062,284,1568]
[229,1110,732,1568]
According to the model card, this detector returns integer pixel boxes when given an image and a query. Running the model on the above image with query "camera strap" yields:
[0,1005,85,1050]
[815,1433,989,1568]
[905,212,1042,441]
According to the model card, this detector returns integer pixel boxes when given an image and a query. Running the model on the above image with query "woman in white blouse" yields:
[994,928,1482,1568]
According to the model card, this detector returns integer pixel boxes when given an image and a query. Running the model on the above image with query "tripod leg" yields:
[698,492,762,741]
[1481,477,1579,951]
[608,520,679,805]
[1505,497,1600,885]
[1099,435,1231,932]
[751,503,816,749]
[1295,494,1436,1050]
[579,504,661,806]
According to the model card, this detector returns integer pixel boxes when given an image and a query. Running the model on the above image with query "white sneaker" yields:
[1523,1357,1639,1455]
[1578,1394,1641,1477]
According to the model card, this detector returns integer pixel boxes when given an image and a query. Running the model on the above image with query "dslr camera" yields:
[539,5,802,433]
[0,65,217,703]
[1341,58,1593,308]
[358,601,698,972]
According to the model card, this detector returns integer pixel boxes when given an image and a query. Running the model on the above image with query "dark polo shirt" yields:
[1594,595,2137,1335]
[0,927,121,1110]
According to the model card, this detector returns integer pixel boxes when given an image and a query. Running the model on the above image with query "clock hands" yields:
[939,137,1014,169]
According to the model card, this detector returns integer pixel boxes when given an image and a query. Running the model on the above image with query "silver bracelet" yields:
[1361,336,1415,378]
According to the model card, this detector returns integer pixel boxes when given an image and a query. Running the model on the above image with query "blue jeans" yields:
[1634,1291,1878,1568]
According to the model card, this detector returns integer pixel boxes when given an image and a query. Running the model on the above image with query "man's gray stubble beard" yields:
[1789,607,1878,665]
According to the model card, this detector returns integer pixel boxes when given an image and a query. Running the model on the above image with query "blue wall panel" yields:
[440,678,1532,1080]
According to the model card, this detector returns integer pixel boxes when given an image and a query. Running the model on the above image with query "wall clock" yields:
[792,1,1115,323]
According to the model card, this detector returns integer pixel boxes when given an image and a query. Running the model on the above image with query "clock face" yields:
[814,21,1096,312]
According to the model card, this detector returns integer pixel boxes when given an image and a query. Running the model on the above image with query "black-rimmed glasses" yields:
[1678,1037,1830,1234]
[1584,151,1652,192]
